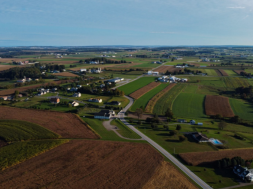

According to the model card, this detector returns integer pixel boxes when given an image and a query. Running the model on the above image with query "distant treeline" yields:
[0,67,41,79]
[79,57,127,64]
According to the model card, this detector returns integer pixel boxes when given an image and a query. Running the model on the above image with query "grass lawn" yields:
[130,83,169,111]
[172,93,207,119]
[229,98,253,121]
[111,119,141,139]
[118,77,156,95]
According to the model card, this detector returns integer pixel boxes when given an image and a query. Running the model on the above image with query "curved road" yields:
[117,95,212,189]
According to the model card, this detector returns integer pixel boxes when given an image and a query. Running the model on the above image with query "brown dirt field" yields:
[0,140,164,189]
[0,80,71,97]
[0,58,28,63]
[215,69,222,76]
[154,66,183,74]
[145,84,176,113]
[205,95,234,117]
[130,82,161,99]
[179,148,253,166]
[0,106,99,139]
[218,69,229,76]
[0,140,8,148]
[53,72,79,77]
[188,63,200,67]
[143,161,197,189]
[234,70,246,75]
[0,65,23,71]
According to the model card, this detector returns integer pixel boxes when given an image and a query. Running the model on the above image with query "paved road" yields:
[117,95,212,189]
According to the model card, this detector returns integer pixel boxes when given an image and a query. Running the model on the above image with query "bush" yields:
[179,135,187,142]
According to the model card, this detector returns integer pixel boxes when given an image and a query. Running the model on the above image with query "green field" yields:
[153,84,186,115]
[130,83,169,111]
[172,93,206,119]
[223,77,250,88]
[229,98,253,121]
[224,70,238,76]
[0,140,67,170]
[118,77,156,95]
[111,119,141,139]
[204,69,218,76]
[0,120,60,142]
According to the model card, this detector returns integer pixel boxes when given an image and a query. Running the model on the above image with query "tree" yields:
[165,108,174,119]
[170,130,177,136]
[14,90,19,99]
[230,115,240,124]
[135,108,143,120]
[176,124,181,130]
[163,125,169,131]
[218,121,227,130]
[179,135,187,142]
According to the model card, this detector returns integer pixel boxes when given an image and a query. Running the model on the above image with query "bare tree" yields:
[135,108,143,120]
[218,121,227,130]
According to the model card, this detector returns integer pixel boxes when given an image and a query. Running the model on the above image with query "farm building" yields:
[73,92,81,97]
[147,71,159,75]
[50,98,60,104]
[233,165,253,182]
[191,132,209,143]
[106,77,124,83]
[177,119,187,123]
[80,69,87,72]
[94,110,115,119]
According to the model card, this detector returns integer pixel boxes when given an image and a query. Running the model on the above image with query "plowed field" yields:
[53,72,79,77]
[205,95,234,117]
[0,140,163,189]
[216,69,228,76]
[129,82,161,99]
[0,107,99,139]
[143,161,197,189]
[145,84,176,113]
[154,66,183,73]
[180,148,253,166]
[234,70,246,75]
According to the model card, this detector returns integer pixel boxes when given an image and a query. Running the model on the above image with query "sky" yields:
[0,0,253,46]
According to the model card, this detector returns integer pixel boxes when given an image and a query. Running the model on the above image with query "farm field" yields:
[173,93,206,119]
[118,77,155,95]
[0,139,67,170]
[180,148,253,166]
[143,161,197,189]
[153,84,186,115]
[0,65,22,71]
[0,140,166,189]
[224,70,238,76]
[53,72,79,77]
[130,83,169,112]
[229,98,253,121]
[154,66,182,74]
[204,69,218,76]
[129,82,161,99]
[145,83,176,113]
[0,106,99,139]
[223,77,249,88]
[0,120,60,142]
[205,95,234,117]
[234,70,246,75]
[217,69,229,76]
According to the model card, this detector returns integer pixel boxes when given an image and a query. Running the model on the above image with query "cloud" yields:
[243,15,249,19]
[227,7,245,9]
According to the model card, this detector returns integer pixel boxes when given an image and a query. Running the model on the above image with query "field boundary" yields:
[145,84,176,113]
[129,82,161,99]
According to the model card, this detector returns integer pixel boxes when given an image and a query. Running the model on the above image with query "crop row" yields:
[153,84,186,115]
[129,82,161,99]
[145,84,176,113]
[223,77,249,88]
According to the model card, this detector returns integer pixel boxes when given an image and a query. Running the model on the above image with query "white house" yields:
[70,101,79,107]
[147,71,159,75]
[80,69,87,72]
[88,98,102,103]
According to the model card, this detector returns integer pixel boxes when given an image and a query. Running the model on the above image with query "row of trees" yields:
[0,67,41,79]
[216,157,251,169]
